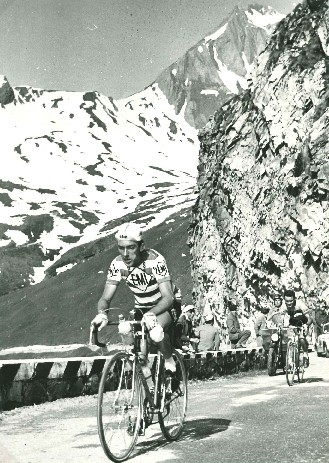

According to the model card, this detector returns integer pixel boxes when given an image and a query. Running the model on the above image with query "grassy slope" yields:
[0,208,193,349]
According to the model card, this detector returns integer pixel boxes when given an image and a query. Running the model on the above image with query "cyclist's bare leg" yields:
[299,337,309,367]
[156,311,177,373]
[139,311,172,361]
[156,311,173,360]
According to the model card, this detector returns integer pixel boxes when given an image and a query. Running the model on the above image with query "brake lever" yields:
[89,323,107,348]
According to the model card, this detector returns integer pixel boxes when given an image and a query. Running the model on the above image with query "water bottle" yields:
[118,314,134,345]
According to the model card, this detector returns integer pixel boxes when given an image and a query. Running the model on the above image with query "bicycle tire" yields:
[97,352,142,462]
[158,349,187,441]
[285,341,296,386]
[297,341,305,383]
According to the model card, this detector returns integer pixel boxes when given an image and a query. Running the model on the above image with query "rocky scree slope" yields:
[189,0,329,316]
[0,77,197,296]
[155,4,284,129]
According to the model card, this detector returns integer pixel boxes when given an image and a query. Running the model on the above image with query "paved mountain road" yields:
[1,352,328,463]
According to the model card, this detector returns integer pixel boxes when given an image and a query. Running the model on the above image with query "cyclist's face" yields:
[284,296,295,310]
[117,240,143,267]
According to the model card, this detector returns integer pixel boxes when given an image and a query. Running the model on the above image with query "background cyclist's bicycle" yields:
[285,323,306,386]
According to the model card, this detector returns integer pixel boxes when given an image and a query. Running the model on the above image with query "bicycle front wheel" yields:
[285,341,296,386]
[158,349,187,441]
[97,352,142,462]
[297,346,305,383]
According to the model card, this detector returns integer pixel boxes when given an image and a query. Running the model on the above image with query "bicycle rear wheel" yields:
[158,349,187,441]
[285,341,296,386]
[97,352,142,462]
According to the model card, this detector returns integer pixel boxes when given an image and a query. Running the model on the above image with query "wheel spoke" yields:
[97,353,142,462]
[158,349,187,441]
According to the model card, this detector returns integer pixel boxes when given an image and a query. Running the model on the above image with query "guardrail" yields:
[0,347,266,411]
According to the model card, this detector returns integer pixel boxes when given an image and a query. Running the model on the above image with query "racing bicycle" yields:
[285,323,306,386]
[91,311,188,462]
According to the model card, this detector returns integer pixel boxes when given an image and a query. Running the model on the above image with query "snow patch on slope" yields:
[204,23,227,42]
[213,47,248,93]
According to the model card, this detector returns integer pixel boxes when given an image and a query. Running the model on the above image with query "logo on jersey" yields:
[107,264,120,279]
[154,261,168,277]
[127,269,154,292]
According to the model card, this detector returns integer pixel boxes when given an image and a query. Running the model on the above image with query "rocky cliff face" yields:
[189,0,329,315]
[155,4,284,129]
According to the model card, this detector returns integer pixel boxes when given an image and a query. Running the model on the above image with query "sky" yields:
[0,0,299,99]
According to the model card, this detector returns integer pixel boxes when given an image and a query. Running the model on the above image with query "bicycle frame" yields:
[91,315,173,415]
[289,324,304,347]
[114,317,168,415]
[133,320,179,415]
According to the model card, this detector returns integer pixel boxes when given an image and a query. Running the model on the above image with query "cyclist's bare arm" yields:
[91,283,118,331]
[148,280,174,316]
[97,282,118,313]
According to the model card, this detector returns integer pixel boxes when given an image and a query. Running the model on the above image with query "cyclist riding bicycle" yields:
[91,222,180,375]
[283,289,310,368]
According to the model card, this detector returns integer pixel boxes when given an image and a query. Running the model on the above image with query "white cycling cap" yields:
[115,223,143,242]
[182,304,194,314]
[204,313,214,321]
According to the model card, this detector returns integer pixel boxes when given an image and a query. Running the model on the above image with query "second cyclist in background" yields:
[283,289,310,368]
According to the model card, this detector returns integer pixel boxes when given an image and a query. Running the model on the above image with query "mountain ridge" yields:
[154,3,285,128]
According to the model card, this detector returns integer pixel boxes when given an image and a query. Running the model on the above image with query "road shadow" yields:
[303,377,324,383]
[181,418,231,440]
[132,418,231,457]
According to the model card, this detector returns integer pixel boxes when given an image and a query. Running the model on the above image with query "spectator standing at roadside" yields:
[254,306,270,347]
[194,313,220,351]
[174,305,198,350]
[226,299,251,348]
[218,317,230,347]
[312,300,329,341]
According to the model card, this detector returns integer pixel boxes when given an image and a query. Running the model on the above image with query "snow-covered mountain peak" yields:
[155,3,285,129]
[246,4,285,29]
